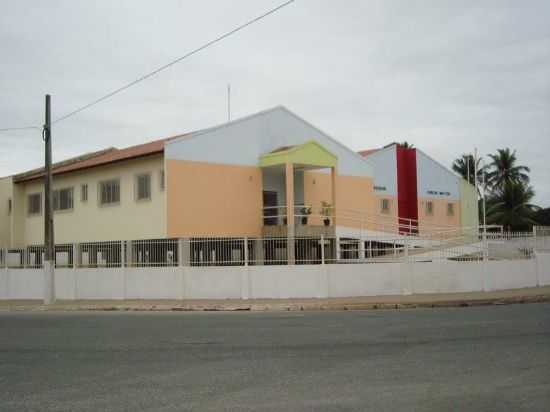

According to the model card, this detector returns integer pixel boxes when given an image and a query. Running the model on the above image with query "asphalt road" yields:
[1,304,549,412]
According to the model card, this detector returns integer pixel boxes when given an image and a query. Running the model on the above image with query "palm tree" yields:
[486,181,540,230]
[452,154,484,188]
[486,148,530,192]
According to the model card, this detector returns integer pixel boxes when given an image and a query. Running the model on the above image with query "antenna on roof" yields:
[227,84,231,122]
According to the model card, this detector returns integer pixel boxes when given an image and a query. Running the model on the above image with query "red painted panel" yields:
[396,146,418,233]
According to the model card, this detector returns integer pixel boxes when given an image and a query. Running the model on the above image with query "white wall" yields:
[416,150,460,201]
[1,254,549,300]
[537,252,550,286]
[363,146,398,197]
[166,106,374,178]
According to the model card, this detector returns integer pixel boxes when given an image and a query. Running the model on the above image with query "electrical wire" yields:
[0,0,294,132]
[52,0,295,124]
[0,126,41,132]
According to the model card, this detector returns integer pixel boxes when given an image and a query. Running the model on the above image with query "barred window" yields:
[99,179,120,205]
[53,187,74,211]
[426,201,434,216]
[28,193,42,215]
[136,174,151,201]
[447,202,454,216]
[160,170,165,191]
[81,184,88,202]
[381,198,390,213]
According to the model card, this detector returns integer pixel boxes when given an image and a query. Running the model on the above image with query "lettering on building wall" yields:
[374,185,387,191]
[426,190,451,196]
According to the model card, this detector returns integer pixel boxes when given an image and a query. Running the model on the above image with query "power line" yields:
[52,0,295,124]
[0,126,41,132]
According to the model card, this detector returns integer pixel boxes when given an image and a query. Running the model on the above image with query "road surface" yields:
[1,304,549,411]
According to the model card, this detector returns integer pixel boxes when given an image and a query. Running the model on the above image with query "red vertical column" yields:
[396,146,418,234]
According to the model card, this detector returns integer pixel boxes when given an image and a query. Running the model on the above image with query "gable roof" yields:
[166,105,375,172]
[13,135,186,183]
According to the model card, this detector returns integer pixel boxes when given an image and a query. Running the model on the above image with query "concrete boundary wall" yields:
[1,253,549,300]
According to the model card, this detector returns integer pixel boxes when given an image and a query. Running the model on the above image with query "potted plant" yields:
[321,201,332,226]
[301,206,311,225]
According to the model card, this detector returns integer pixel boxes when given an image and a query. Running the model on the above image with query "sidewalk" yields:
[1,286,550,312]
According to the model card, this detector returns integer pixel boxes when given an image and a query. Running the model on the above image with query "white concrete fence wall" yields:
[1,252,549,301]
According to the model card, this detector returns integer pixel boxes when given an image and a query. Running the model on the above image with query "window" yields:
[447,202,454,216]
[99,179,120,205]
[8,198,11,215]
[426,201,434,216]
[81,184,88,202]
[28,193,42,215]
[53,187,74,211]
[135,174,151,201]
[159,170,165,191]
[381,198,390,213]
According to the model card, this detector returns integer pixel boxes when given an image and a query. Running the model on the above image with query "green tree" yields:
[452,154,485,187]
[486,181,540,230]
[486,148,530,192]
[534,207,550,226]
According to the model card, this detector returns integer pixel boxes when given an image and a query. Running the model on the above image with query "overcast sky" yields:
[1,0,549,204]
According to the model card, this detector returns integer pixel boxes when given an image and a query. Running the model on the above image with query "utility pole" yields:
[43,94,55,304]
[466,155,470,184]
[482,160,488,261]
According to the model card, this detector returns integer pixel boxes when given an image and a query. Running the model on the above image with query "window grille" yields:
[81,184,88,202]
[426,201,434,216]
[99,179,120,205]
[381,198,390,213]
[53,187,74,211]
[447,203,454,216]
[136,174,151,201]
[28,193,42,215]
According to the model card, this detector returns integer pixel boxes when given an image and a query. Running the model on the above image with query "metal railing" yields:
[261,205,468,238]
[1,230,547,269]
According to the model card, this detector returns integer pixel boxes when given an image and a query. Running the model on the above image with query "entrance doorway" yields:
[263,190,278,226]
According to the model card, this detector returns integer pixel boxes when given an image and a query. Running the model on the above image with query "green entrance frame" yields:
[259,140,337,168]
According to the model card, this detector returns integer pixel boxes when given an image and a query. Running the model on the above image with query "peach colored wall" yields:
[418,197,460,232]
[167,160,263,237]
[373,194,399,232]
[303,171,377,230]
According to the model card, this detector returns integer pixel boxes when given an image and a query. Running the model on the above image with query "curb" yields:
[2,294,549,312]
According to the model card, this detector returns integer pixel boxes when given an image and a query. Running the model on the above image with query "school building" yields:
[0,106,478,255]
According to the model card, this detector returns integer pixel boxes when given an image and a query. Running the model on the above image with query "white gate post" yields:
[241,237,250,299]
[320,235,325,265]
[72,243,78,300]
[244,237,249,267]
[120,241,126,268]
